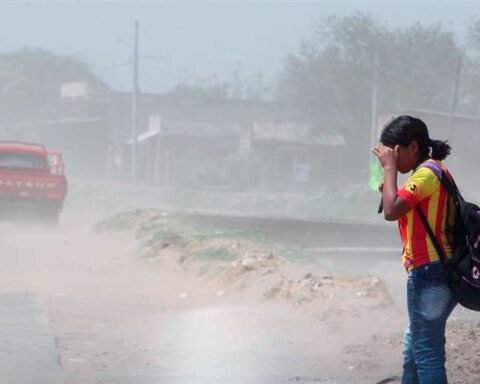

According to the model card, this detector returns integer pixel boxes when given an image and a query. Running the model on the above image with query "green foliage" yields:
[461,17,480,114]
[0,48,105,122]
[143,229,169,248]
[95,209,281,267]
[467,16,480,54]
[168,83,229,99]
[279,12,464,149]
[381,23,458,110]
[190,227,267,244]
[193,247,236,262]
[94,209,143,232]
[167,66,272,101]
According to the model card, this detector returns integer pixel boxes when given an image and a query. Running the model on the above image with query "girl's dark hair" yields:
[380,115,451,161]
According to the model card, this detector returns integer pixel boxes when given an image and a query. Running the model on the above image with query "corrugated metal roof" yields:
[252,122,345,146]
[126,121,346,146]
[125,128,161,144]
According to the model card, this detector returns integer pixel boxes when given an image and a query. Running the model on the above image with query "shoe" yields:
[375,375,401,384]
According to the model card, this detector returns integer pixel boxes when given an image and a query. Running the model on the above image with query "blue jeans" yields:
[402,262,457,384]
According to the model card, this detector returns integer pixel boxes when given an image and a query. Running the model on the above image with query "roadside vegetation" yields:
[94,209,392,306]
[95,208,480,383]
[94,209,312,266]
[96,209,271,265]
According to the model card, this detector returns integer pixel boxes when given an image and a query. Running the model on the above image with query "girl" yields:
[371,115,457,384]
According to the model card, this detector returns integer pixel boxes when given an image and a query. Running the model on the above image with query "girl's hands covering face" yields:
[371,145,399,170]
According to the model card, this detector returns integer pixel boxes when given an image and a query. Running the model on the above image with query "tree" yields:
[168,82,229,99]
[461,16,480,115]
[278,13,463,161]
[168,65,272,100]
[0,48,105,123]
[380,23,459,111]
[467,16,480,53]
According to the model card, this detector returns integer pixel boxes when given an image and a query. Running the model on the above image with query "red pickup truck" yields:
[0,141,67,224]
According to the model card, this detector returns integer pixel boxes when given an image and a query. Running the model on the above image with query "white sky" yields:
[0,1,478,93]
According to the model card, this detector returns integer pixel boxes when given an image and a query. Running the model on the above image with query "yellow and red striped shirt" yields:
[397,159,456,272]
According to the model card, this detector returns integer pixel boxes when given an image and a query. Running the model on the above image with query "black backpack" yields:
[416,162,480,311]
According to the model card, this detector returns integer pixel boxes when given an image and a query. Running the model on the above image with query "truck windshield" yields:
[0,152,46,169]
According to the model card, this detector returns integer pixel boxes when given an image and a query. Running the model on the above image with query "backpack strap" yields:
[416,205,446,261]
[420,161,463,202]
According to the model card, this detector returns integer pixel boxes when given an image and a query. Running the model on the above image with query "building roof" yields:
[252,122,346,146]
[125,129,161,144]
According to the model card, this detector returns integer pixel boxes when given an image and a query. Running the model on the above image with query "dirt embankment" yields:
[94,209,480,384]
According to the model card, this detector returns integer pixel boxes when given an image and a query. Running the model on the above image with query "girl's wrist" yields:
[383,165,397,172]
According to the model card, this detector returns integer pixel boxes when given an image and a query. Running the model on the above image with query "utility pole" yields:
[370,53,379,168]
[448,54,462,142]
[131,20,139,183]
[153,115,162,184]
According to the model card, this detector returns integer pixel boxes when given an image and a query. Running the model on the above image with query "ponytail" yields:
[430,139,451,161]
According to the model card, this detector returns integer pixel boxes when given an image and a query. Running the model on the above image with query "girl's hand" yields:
[371,145,399,170]
[378,181,384,194]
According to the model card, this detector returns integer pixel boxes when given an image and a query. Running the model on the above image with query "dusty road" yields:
[0,200,408,384]
[1,181,476,384]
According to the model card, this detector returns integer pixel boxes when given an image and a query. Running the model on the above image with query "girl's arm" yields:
[371,145,411,221]
[382,164,410,221]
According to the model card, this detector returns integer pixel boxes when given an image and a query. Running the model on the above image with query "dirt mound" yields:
[95,209,480,383]
[96,210,395,308]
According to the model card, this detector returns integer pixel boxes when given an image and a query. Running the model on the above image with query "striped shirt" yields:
[397,159,456,272]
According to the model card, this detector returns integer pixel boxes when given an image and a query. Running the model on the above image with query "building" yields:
[0,80,348,189]
[114,94,346,190]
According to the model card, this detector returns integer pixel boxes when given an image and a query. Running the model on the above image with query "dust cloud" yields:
[1,2,480,384]
[0,193,403,384]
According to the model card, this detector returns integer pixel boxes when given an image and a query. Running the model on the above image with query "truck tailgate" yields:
[0,173,65,200]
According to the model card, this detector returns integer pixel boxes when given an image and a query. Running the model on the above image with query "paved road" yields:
[0,293,66,383]
[189,212,401,249]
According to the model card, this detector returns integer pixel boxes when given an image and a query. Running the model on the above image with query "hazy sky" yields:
[0,1,478,93]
